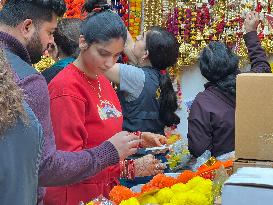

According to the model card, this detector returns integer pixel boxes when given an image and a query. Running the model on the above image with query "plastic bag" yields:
[81,196,116,205]
[216,151,235,161]
[191,150,211,172]
[166,138,191,171]
[211,165,229,205]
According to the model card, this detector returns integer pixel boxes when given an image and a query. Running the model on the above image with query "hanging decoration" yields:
[112,0,130,27]
[128,0,142,39]
[143,0,163,31]
[64,0,85,19]
[165,0,273,69]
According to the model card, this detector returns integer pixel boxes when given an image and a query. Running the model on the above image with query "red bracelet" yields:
[119,159,135,180]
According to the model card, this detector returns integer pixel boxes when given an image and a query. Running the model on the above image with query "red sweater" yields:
[45,64,123,205]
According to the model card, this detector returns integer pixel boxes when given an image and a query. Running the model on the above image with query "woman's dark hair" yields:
[81,0,127,45]
[146,26,180,127]
[54,18,82,58]
[0,0,66,27]
[0,48,27,136]
[199,41,239,96]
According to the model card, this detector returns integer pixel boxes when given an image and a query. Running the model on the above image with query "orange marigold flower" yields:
[177,170,196,184]
[140,174,177,193]
[109,185,135,204]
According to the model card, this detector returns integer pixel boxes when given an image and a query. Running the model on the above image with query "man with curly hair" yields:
[0,0,141,204]
[0,47,44,205]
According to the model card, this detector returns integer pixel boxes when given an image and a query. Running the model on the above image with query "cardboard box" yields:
[236,73,273,161]
[222,167,273,205]
[233,159,273,172]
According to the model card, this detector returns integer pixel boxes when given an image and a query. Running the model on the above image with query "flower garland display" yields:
[109,175,213,205]
[165,0,273,68]
[128,0,142,39]
[64,0,85,19]
[143,0,163,31]
[112,0,130,27]
[34,55,55,72]
[84,158,233,205]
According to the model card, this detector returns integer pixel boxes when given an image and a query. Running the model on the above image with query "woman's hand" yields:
[107,131,141,160]
[244,11,260,33]
[140,132,167,148]
[134,154,166,177]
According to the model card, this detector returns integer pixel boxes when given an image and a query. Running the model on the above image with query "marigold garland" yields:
[128,0,142,39]
[109,176,213,205]
[141,173,177,193]
[64,0,85,19]
[143,0,163,31]
[165,0,273,68]
[176,170,196,184]
[109,185,136,204]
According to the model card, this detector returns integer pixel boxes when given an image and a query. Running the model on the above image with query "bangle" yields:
[119,159,135,180]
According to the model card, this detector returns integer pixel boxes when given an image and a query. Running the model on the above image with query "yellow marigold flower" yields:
[186,176,205,189]
[192,179,212,199]
[171,183,189,193]
[154,187,174,204]
[139,195,158,205]
[186,192,210,205]
[120,197,140,205]
[170,192,187,205]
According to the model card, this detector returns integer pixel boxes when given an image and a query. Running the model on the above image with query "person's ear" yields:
[141,50,149,61]
[19,19,35,41]
[79,35,88,50]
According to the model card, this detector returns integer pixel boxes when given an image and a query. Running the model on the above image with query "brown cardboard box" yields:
[233,159,273,172]
[236,73,273,161]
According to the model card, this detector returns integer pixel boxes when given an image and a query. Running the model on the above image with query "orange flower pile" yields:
[197,160,233,180]
[141,174,177,193]
[64,0,86,19]
[176,170,196,184]
[128,0,142,39]
[109,185,137,204]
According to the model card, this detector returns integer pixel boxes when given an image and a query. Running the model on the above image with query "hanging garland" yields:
[143,0,163,31]
[112,0,130,27]
[64,0,85,19]
[128,0,142,39]
[165,0,273,69]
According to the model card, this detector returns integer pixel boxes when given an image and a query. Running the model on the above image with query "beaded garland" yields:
[166,0,273,68]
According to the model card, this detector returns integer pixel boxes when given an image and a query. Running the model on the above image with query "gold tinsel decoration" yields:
[233,37,250,68]
[143,0,163,31]
[34,55,55,72]
[177,42,199,68]
[261,37,273,54]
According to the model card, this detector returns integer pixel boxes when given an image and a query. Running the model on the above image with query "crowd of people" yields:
[0,0,271,205]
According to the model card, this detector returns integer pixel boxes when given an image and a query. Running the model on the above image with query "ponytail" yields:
[159,72,180,127]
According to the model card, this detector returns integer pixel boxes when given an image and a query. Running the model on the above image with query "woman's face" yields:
[82,37,124,75]
[133,32,148,60]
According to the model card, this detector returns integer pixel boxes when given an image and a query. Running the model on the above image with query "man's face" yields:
[26,14,57,64]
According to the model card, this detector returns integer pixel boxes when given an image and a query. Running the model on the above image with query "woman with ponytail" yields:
[45,1,166,204]
[0,47,44,205]
[105,26,180,135]
[188,11,271,158]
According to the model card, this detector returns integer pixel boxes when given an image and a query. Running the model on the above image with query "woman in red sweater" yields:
[45,1,166,205]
